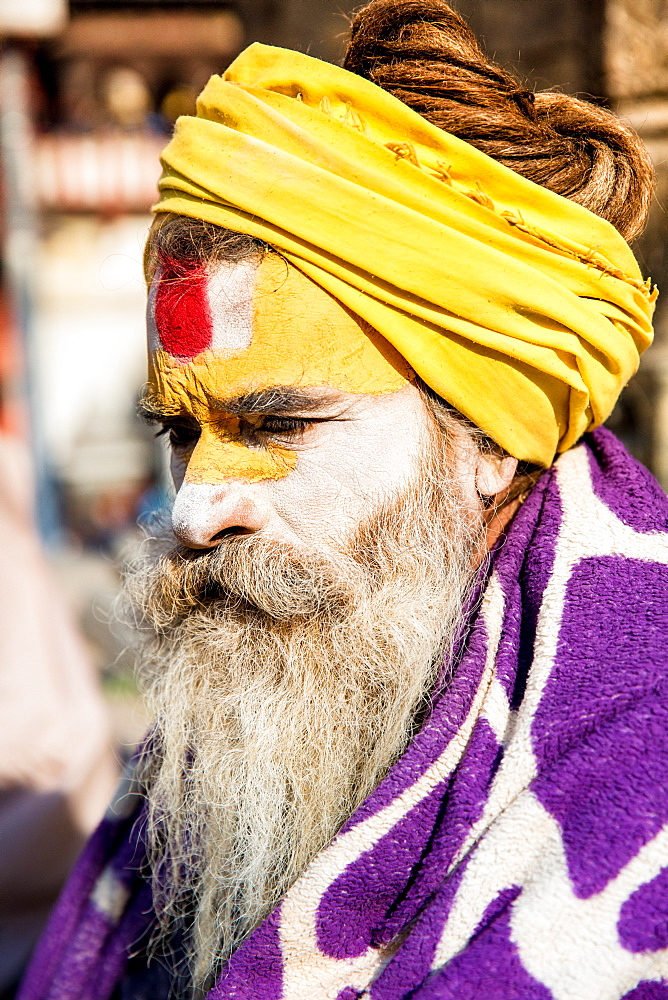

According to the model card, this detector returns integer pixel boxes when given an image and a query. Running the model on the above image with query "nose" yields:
[172,481,270,549]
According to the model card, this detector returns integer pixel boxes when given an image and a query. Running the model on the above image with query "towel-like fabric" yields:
[155,44,656,466]
[18,428,668,999]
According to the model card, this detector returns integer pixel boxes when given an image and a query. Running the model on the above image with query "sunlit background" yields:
[1,0,667,992]
[0,0,365,763]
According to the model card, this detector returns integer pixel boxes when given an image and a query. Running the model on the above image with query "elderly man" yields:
[19,2,668,998]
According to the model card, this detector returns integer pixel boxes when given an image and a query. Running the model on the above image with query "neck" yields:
[484,470,543,551]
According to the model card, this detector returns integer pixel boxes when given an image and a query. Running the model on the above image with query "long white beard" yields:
[124,444,485,990]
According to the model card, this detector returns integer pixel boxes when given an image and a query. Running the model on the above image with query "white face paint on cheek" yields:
[152,257,431,550]
[260,384,432,548]
[169,385,432,552]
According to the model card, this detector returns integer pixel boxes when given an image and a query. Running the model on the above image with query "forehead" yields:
[147,254,412,405]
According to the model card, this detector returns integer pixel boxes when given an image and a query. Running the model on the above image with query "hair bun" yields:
[344,0,653,241]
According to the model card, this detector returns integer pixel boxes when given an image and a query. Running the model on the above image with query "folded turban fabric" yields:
[154,44,656,466]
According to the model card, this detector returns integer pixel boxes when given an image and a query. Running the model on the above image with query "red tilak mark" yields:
[155,259,213,360]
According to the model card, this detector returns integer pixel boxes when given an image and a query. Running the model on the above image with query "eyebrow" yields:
[137,386,342,423]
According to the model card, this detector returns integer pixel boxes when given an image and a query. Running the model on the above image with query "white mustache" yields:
[129,531,371,628]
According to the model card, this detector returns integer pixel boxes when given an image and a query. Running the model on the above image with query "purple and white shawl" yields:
[19,428,668,999]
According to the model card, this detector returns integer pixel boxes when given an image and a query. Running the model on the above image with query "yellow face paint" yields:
[148,254,413,486]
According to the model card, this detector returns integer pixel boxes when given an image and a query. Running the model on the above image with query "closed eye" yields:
[251,415,318,437]
[155,419,200,451]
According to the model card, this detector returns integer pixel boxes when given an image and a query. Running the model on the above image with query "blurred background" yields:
[0,0,667,991]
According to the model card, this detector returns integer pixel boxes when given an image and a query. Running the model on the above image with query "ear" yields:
[475,452,518,499]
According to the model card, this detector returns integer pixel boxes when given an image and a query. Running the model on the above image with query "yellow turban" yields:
[154,43,655,466]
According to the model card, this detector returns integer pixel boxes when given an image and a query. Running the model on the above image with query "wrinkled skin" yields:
[144,254,518,552]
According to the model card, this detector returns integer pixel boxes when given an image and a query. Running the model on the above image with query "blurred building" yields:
[1,1,248,550]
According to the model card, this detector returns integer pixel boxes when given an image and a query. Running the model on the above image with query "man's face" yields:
[145,253,432,551]
[136,246,510,987]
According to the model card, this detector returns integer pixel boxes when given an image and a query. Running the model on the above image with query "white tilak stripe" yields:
[207,260,255,353]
